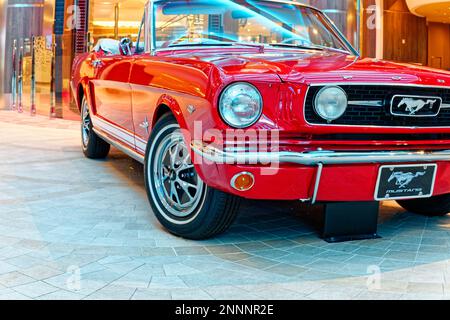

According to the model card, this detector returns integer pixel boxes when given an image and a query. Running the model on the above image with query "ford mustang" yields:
[71,0,450,239]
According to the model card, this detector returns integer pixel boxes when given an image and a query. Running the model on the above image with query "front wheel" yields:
[397,194,450,216]
[144,114,241,239]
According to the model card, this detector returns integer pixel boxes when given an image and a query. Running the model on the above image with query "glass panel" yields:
[88,0,147,45]
[3,1,57,117]
[153,0,350,52]
[306,0,360,48]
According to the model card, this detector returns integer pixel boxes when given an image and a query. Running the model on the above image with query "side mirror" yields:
[119,37,133,56]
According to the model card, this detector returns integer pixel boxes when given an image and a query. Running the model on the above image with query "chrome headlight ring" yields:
[313,86,348,122]
[219,82,263,129]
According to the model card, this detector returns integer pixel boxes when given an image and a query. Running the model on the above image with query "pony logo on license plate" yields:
[375,164,437,201]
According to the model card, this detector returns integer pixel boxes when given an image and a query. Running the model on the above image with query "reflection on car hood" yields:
[164,49,450,86]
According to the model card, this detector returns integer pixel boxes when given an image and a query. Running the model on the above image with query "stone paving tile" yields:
[12,281,60,298]
[2,110,450,300]
[37,290,86,300]
[0,271,36,288]
[170,288,213,300]
[400,293,445,300]
[355,291,405,300]
[0,261,19,275]
[173,246,210,256]
[131,288,172,300]
[407,282,444,294]
[111,264,161,288]
[149,276,189,289]
[5,255,44,269]
[21,264,65,281]
[275,281,325,295]
[0,291,33,299]
[307,285,364,300]
[203,285,263,300]
[85,284,137,300]
[264,263,307,277]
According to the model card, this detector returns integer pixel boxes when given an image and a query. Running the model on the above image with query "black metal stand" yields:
[322,202,380,243]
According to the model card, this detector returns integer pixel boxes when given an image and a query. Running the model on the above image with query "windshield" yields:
[153,0,351,53]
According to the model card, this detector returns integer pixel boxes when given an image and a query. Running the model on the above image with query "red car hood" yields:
[165,49,450,86]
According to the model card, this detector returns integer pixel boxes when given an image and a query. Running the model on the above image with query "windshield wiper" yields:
[168,42,266,52]
[231,42,265,52]
[270,43,350,54]
[168,42,234,48]
[268,43,324,51]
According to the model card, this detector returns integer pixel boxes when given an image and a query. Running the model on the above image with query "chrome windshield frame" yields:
[146,0,359,56]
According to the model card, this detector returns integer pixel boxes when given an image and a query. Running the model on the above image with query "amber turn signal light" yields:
[231,172,255,191]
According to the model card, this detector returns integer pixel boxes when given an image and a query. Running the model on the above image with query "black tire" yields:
[397,194,450,216]
[81,97,110,159]
[144,113,241,239]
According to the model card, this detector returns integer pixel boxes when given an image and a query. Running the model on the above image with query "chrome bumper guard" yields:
[191,141,450,166]
[191,141,450,204]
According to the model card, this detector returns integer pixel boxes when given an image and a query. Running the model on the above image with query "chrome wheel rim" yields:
[152,130,205,218]
[81,100,90,148]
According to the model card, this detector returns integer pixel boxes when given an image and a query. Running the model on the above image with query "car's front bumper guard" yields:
[191,141,450,203]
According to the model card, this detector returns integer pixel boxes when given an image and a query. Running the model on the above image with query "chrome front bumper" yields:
[191,141,450,165]
[191,141,450,204]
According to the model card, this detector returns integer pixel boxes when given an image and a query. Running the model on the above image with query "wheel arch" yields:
[77,80,97,114]
[152,94,188,130]
[152,104,172,127]
[77,83,85,112]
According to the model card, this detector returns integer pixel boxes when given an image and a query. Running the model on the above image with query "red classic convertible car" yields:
[71,0,450,239]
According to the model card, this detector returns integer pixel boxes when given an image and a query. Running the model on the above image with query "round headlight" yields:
[219,82,263,128]
[314,86,348,121]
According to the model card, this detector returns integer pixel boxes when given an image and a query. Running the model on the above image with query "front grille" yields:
[304,85,450,127]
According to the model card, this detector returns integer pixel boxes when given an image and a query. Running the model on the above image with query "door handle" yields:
[91,59,103,68]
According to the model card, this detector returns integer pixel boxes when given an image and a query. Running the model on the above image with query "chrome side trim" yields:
[191,141,450,166]
[348,100,383,107]
[349,100,448,109]
[93,128,145,164]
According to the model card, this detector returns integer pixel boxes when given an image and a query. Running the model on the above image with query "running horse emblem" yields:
[397,98,437,115]
[388,171,426,189]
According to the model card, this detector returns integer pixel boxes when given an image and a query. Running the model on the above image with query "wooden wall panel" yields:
[383,0,427,65]
[361,0,377,58]
[428,23,450,71]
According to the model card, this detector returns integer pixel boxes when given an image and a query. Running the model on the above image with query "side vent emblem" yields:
[187,105,196,114]
[140,116,149,134]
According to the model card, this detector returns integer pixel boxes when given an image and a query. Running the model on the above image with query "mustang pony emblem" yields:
[388,171,426,188]
[396,98,437,115]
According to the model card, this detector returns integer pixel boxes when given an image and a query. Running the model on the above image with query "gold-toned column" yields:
[114,3,119,39]
[0,0,7,107]
[17,45,24,113]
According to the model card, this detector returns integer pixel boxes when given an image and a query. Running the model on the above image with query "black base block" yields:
[322,202,380,243]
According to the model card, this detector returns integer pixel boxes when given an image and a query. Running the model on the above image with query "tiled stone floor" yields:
[1,110,450,300]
